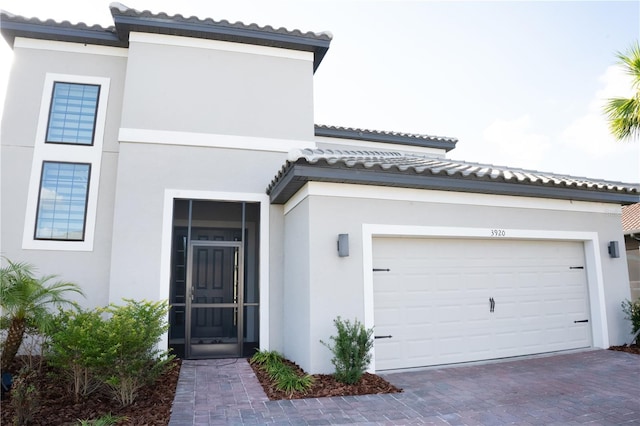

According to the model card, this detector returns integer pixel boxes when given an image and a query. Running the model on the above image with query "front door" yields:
[186,240,244,358]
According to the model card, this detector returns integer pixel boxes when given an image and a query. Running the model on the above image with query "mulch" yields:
[609,343,640,355]
[249,357,402,400]
[0,357,181,426]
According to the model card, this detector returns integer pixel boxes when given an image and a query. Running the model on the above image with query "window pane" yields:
[35,162,90,240]
[46,82,100,145]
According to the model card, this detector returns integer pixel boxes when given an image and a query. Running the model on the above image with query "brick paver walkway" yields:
[168,350,640,425]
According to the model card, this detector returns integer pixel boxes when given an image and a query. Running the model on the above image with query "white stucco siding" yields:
[282,198,312,370]
[108,142,288,303]
[268,204,286,352]
[0,43,126,309]
[283,183,631,374]
[121,33,315,141]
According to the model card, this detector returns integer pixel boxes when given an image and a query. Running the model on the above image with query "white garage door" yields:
[373,238,592,371]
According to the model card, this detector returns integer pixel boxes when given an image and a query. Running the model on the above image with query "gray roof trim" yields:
[315,124,458,152]
[0,12,121,47]
[267,150,640,205]
[110,12,330,71]
[1,4,332,71]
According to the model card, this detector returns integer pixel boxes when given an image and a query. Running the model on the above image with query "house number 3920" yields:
[491,229,506,237]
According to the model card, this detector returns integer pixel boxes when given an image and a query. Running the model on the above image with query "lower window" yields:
[34,161,91,241]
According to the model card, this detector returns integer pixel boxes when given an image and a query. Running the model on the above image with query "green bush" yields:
[47,309,105,400]
[46,299,174,407]
[96,299,174,406]
[321,317,373,384]
[621,298,640,341]
[250,350,314,395]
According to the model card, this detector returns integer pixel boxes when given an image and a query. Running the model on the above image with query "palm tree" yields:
[604,41,640,141]
[0,258,84,372]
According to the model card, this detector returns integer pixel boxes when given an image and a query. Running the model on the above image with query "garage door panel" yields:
[373,237,591,371]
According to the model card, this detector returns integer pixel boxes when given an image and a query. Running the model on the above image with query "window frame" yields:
[34,161,92,241]
[45,82,101,146]
[22,74,110,251]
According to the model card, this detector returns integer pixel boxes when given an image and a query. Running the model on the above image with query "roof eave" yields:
[268,164,639,205]
[0,19,121,48]
[111,14,331,72]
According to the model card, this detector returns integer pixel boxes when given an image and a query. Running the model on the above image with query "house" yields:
[622,203,640,300]
[1,4,639,374]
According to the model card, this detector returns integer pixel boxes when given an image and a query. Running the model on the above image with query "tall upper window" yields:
[46,82,100,145]
[34,162,91,241]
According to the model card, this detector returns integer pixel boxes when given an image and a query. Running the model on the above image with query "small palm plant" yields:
[0,258,84,372]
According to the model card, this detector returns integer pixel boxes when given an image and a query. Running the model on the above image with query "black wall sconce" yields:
[608,241,620,258]
[338,234,349,257]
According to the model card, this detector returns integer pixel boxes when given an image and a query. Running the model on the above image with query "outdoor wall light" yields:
[338,234,349,257]
[608,241,620,258]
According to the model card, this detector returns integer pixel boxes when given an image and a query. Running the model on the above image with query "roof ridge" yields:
[315,124,458,143]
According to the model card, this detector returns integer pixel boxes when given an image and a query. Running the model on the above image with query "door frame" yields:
[159,190,270,354]
[186,240,244,359]
[362,224,609,372]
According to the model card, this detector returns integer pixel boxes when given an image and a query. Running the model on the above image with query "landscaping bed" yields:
[0,357,181,426]
[249,356,402,400]
[609,343,640,355]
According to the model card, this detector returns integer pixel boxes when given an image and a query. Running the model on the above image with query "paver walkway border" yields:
[169,349,640,425]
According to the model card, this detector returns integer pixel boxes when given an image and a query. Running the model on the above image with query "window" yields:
[46,82,100,145]
[23,74,110,251]
[35,162,91,241]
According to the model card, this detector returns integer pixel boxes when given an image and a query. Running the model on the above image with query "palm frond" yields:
[604,96,640,141]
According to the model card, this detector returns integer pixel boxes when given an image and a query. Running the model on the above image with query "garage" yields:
[372,237,592,371]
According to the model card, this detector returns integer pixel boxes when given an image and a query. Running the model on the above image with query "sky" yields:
[0,0,639,183]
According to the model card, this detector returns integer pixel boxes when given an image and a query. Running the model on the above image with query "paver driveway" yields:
[168,349,640,425]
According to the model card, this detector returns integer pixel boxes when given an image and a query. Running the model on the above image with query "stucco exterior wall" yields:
[121,34,315,141]
[108,142,289,304]
[0,42,126,308]
[282,198,312,368]
[282,183,632,373]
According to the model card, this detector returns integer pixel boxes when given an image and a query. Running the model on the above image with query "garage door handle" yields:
[373,268,390,272]
[375,335,393,339]
[574,319,589,323]
[489,297,495,312]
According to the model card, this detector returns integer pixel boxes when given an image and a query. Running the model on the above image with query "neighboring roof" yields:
[0,2,332,72]
[622,203,640,234]
[267,149,640,205]
[315,125,458,152]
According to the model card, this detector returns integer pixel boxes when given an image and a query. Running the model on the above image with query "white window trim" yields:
[22,73,110,251]
[361,224,609,373]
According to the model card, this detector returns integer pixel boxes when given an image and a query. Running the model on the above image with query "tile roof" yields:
[267,148,640,205]
[0,3,332,71]
[315,125,457,152]
[622,203,640,234]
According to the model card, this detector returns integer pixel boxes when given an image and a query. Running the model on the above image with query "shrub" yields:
[321,317,373,384]
[621,298,640,342]
[95,299,174,406]
[46,299,174,406]
[46,309,105,400]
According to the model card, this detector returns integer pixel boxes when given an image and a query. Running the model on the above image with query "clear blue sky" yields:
[1,0,638,182]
